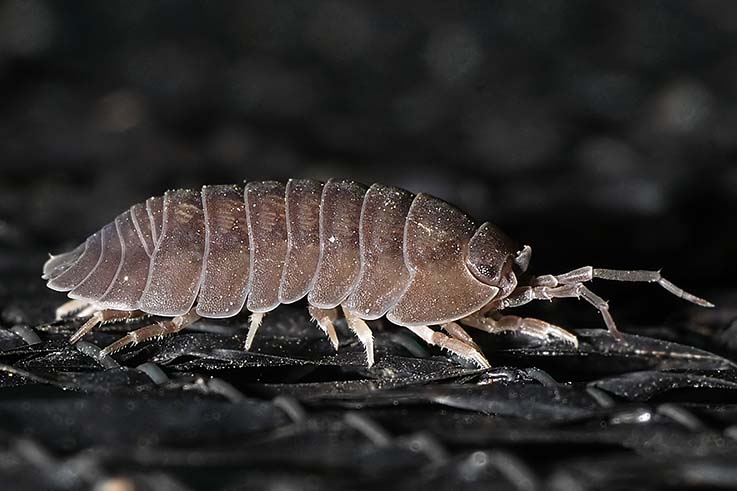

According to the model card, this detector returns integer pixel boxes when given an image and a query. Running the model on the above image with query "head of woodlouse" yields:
[466,222,522,300]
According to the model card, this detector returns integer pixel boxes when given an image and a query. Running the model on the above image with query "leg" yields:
[55,299,90,320]
[342,308,375,367]
[441,321,481,350]
[404,325,490,369]
[461,312,579,347]
[69,309,147,344]
[245,312,265,350]
[308,306,340,350]
[75,304,99,319]
[99,310,200,357]
[495,283,623,339]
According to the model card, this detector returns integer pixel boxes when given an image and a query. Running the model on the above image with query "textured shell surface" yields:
[197,184,251,318]
[44,179,511,326]
[342,183,414,320]
[280,179,324,304]
[138,189,206,317]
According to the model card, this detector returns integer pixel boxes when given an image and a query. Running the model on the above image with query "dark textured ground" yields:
[1,2,736,490]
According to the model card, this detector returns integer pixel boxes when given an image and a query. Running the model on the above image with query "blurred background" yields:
[0,1,734,325]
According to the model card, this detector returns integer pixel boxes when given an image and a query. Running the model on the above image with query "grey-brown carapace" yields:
[42,179,713,367]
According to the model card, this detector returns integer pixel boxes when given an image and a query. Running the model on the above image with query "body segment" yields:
[46,234,101,291]
[69,223,122,302]
[245,181,288,313]
[98,211,150,310]
[138,189,206,316]
[146,196,164,246]
[130,204,155,257]
[196,184,250,318]
[279,179,323,304]
[342,183,414,319]
[307,179,367,309]
[386,193,499,326]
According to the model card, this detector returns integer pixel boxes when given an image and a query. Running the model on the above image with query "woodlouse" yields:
[42,179,713,367]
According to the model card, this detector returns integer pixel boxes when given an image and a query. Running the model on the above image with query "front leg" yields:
[441,321,481,351]
[404,324,490,369]
[461,312,579,348]
[486,283,622,339]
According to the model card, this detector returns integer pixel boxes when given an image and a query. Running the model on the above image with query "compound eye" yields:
[466,222,517,286]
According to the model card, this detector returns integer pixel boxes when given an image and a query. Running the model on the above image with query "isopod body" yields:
[43,179,713,367]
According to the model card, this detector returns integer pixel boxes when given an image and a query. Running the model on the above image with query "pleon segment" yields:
[42,243,85,280]
[69,222,123,302]
[98,210,151,310]
[130,203,155,257]
[196,184,251,318]
[279,179,324,303]
[343,183,414,319]
[245,181,288,313]
[47,234,101,291]
[138,189,206,316]
[146,196,164,246]
[308,179,367,309]
[387,193,499,326]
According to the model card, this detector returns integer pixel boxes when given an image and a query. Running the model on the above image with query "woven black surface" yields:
[1,1,736,490]
[1,272,736,490]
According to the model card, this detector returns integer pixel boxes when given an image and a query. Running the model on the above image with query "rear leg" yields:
[69,309,147,344]
[404,325,490,369]
[461,312,579,348]
[75,304,99,319]
[55,299,90,320]
[99,310,200,357]
[342,308,375,367]
[308,306,340,350]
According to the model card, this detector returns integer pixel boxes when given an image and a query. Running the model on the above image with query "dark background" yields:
[1,2,736,490]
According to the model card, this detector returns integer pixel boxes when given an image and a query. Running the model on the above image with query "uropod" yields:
[43,179,713,368]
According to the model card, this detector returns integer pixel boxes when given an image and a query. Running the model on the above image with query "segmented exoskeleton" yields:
[43,179,713,367]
